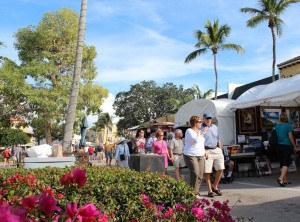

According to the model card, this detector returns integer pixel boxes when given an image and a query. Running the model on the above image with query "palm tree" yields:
[185,20,244,100]
[192,84,214,99]
[62,0,88,151]
[92,112,112,143]
[241,0,300,82]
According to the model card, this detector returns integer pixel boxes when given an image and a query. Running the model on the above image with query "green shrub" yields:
[0,166,195,221]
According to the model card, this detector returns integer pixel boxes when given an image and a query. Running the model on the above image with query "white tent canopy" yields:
[174,99,235,146]
[231,74,300,109]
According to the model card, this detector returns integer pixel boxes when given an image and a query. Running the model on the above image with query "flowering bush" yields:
[0,168,109,221]
[0,167,236,221]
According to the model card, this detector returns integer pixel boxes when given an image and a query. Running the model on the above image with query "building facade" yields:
[277,55,300,78]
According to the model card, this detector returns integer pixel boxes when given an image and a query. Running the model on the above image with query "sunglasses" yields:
[197,121,202,123]
[158,134,164,136]
[205,117,212,120]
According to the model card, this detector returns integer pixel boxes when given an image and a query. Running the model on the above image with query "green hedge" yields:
[0,166,195,221]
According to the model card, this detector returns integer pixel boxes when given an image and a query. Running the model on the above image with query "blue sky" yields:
[1,0,300,106]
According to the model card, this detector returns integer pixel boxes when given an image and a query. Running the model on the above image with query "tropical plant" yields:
[240,0,300,82]
[91,112,113,142]
[14,8,108,145]
[185,20,244,100]
[63,0,88,151]
[192,84,214,99]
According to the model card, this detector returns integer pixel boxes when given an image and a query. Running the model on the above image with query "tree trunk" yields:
[213,53,218,100]
[45,119,53,145]
[62,0,88,151]
[271,26,276,82]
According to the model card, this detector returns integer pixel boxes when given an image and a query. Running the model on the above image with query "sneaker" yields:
[195,194,201,199]
[208,192,215,198]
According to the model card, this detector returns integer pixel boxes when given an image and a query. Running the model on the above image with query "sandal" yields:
[277,179,285,187]
[208,192,215,198]
[283,181,292,185]
[212,187,223,196]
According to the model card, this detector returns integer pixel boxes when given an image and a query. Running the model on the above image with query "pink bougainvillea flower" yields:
[79,203,100,221]
[21,196,39,210]
[59,173,72,186]
[57,193,64,199]
[39,191,61,216]
[0,206,20,222]
[192,207,205,220]
[24,174,37,186]
[11,207,27,220]
[65,202,79,218]
[71,168,87,188]
[97,213,109,222]
[212,200,222,210]
[156,205,164,211]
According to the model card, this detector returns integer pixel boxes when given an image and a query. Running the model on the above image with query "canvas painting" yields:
[286,109,299,129]
[261,108,280,128]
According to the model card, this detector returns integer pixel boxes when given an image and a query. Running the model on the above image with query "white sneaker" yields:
[195,194,201,199]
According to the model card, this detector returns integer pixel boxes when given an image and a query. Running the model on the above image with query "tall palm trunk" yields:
[213,53,218,100]
[271,26,276,82]
[62,0,88,151]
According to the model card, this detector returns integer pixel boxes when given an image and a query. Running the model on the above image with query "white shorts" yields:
[173,154,186,168]
[204,148,225,173]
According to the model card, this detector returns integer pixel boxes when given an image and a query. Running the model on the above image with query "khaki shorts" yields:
[173,154,186,168]
[204,148,225,173]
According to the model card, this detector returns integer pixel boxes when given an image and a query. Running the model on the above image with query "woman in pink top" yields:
[152,130,172,172]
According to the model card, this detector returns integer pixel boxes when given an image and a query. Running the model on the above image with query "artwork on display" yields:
[260,108,281,129]
[286,108,299,129]
[237,135,246,143]
[238,107,257,134]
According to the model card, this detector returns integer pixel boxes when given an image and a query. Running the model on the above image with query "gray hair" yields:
[175,129,182,134]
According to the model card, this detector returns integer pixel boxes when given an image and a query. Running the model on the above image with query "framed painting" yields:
[286,108,300,129]
[238,107,257,134]
[260,108,281,129]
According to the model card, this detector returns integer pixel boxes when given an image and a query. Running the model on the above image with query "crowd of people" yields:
[1,144,23,166]
[107,112,234,198]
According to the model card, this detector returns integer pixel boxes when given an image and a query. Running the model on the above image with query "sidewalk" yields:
[167,167,300,222]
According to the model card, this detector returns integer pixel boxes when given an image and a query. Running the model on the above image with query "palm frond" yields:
[246,15,267,27]
[184,48,207,63]
[240,7,265,15]
[200,34,212,47]
[274,18,284,36]
[221,44,245,54]
[194,30,203,42]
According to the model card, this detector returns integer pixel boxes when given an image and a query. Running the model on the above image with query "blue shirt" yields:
[200,124,220,147]
[275,123,293,145]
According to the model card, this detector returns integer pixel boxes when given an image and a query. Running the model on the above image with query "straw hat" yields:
[117,137,128,144]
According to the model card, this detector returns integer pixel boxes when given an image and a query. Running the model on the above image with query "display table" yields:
[129,154,165,173]
[230,152,256,177]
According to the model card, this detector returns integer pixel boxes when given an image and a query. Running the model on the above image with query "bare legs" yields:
[205,169,223,192]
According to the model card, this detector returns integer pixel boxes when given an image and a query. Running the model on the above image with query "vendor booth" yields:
[174,99,235,146]
[231,75,300,173]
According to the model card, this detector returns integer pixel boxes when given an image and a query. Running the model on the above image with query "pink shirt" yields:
[152,140,168,168]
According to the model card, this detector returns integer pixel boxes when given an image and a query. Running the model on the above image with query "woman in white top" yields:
[183,115,207,198]
[115,137,130,168]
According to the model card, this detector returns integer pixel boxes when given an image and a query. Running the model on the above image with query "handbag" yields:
[269,124,277,146]
[120,145,126,161]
